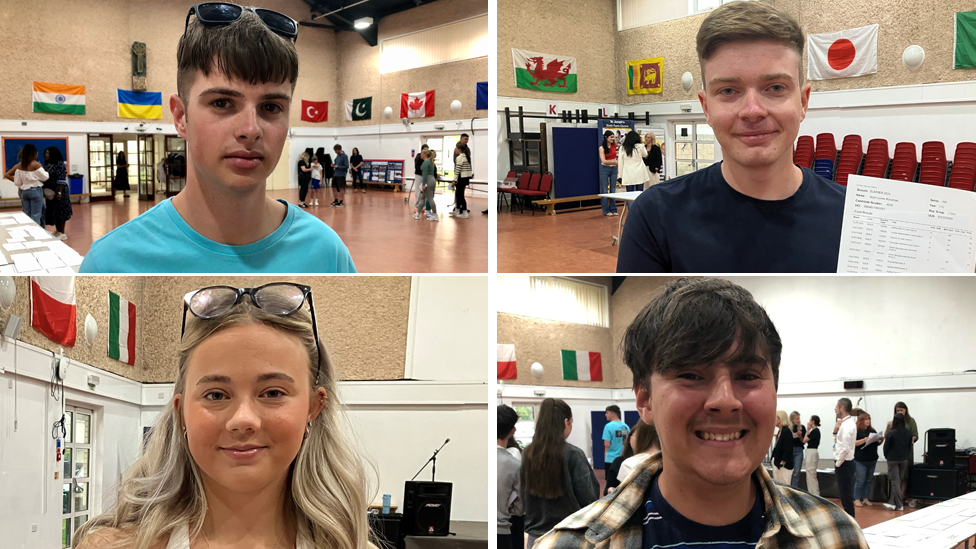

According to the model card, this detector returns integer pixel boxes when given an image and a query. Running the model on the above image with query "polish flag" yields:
[400,90,435,119]
[30,276,77,346]
[497,344,517,380]
[807,24,878,80]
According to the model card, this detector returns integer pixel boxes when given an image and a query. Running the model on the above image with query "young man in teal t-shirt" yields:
[80,6,354,273]
[603,405,629,464]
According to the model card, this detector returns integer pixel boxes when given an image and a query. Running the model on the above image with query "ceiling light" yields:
[354,17,372,29]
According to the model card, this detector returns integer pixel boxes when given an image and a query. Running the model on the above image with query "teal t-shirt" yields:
[603,420,630,463]
[79,198,356,273]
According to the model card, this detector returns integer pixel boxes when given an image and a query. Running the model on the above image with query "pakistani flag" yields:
[345,97,372,121]
[561,349,602,381]
[512,48,577,93]
[955,11,976,69]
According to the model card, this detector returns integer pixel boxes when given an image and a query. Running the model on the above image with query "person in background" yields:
[883,413,912,511]
[413,144,428,214]
[803,414,822,496]
[330,144,348,207]
[644,133,663,185]
[618,131,650,192]
[603,405,629,465]
[315,146,334,193]
[350,147,365,193]
[114,149,131,197]
[834,397,857,517]
[771,409,794,484]
[853,411,882,507]
[42,147,71,240]
[603,428,632,497]
[414,150,438,221]
[615,420,660,482]
[498,405,523,549]
[522,398,598,549]
[451,142,472,218]
[598,130,619,216]
[296,149,312,208]
[789,411,806,487]
[887,401,918,507]
[3,144,47,227]
[506,436,526,549]
[308,155,322,206]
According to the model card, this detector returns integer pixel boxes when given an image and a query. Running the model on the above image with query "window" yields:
[673,122,717,177]
[380,15,488,74]
[497,277,609,327]
[62,406,94,549]
[618,0,752,31]
[424,135,462,179]
[512,403,538,448]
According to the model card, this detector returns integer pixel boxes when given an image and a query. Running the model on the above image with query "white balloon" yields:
[85,313,97,346]
[383,106,393,118]
[902,45,925,70]
[0,276,15,311]
[531,362,544,378]
[450,100,462,113]
[681,72,694,92]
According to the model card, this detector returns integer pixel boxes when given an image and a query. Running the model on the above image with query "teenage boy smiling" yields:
[80,5,355,273]
[617,1,846,274]
[535,278,867,549]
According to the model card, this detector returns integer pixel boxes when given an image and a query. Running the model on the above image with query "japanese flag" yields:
[400,90,435,118]
[807,24,878,80]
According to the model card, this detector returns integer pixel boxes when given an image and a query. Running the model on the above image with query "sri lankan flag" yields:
[32,82,86,115]
[117,89,162,119]
[627,57,663,95]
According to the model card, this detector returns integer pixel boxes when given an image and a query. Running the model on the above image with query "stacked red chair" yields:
[888,142,917,182]
[834,135,863,186]
[498,170,517,209]
[515,173,553,215]
[861,139,889,178]
[509,172,542,213]
[814,133,837,179]
[918,141,947,186]
[948,142,976,191]
[793,136,815,169]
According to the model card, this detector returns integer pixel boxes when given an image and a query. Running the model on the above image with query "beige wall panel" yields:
[6,276,148,380]
[496,0,619,103]
[337,0,488,127]
[497,312,620,388]
[616,12,709,105]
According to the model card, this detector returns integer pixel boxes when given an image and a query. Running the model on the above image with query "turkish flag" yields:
[300,100,328,123]
[400,90,435,119]
[807,24,878,80]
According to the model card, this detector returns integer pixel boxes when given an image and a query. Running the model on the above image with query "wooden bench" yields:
[364,180,403,192]
[534,194,611,215]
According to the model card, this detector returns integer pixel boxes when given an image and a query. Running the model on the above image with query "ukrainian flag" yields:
[117,89,163,119]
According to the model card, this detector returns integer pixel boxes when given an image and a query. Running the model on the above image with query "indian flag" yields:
[561,350,602,381]
[108,291,136,365]
[32,82,85,115]
[512,49,577,93]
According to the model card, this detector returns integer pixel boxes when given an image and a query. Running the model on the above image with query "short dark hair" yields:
[333,144,342,152]
[176,10,299,104]
[892,412,906,431]
[810,415,820,427]
[838,398,853,414]
[622,278,782,392]
[497,404,518,440]
[420,144,429,150]
[605,405,621,419]
[460,133,469,138]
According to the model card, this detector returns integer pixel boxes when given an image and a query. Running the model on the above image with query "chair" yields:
[508,172,539,213]
[889,142,917,182]
[517,173,553,215]
[794,136,815,169]
[835,136,863,186]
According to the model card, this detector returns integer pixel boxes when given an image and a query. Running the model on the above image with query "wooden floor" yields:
[498,203,622,273]
[2,188,489,273]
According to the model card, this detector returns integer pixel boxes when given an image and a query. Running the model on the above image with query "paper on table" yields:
[45,266,78,275]
[24,241,48,249]
[7,229,27,238]
[6,237,25,243]
[837,175,976,273]
[3,243,26,251]
[11,253,42,273]
[0,219,16,225]
[0,265,14,274]
[33,251,65,270]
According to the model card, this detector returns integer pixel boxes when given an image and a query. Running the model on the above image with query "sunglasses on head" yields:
[182,282,322,384]
[185,3,299,43]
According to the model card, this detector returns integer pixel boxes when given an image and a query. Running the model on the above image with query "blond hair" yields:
[74,301,376,549]
[775,410,789,430]
[696,1,805,89]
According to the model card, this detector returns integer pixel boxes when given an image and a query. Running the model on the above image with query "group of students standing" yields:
[296,145,365,208]
[772,399,919,516]
[2,143,73,239]
[597,130,664,216]
[412,134,473,221]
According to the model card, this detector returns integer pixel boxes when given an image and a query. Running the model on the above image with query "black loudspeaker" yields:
[906,466,967,500]
[926,429,956,467]
[368,512,402,549]
[402,481,452,536]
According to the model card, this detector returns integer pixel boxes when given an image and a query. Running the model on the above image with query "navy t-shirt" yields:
[617,162,846,273]
[643,473,765,549]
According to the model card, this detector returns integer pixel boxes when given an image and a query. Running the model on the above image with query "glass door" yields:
[672,122,720,177]
[62,406,94,548]
[137,134,155,202]
[164,136,187,196]
[87,135,115,201]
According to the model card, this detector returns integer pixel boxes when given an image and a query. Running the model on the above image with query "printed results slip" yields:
[837,175,976,273]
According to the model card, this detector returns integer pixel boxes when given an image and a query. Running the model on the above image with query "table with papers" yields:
[863,491,976,549]
[0,212,83,273]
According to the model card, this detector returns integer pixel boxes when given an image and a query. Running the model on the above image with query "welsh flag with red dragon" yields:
[512,49,577,93]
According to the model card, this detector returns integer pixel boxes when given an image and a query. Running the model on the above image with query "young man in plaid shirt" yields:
[534,278,868,549]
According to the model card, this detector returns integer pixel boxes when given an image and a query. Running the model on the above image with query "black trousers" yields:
[299,180,310,202]
[510,515,524,549]
[497,535,513,549]
[455,178,469,212]
[836,460,856,517]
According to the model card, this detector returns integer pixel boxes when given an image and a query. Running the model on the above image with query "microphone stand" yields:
[412,438,450,482]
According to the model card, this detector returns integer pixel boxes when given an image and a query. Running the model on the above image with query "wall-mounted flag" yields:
[561,349,602,381]
[301,100,329,122]
[344,97,372,121]
[476,82,488,110]
[400,90,435,118]
[117,89,162,119]
[32,82,85,115]
[807,24,878,80]
[627,57,663,94]
[512,49,577,93]
[498,344,517,380]
[955,11,976,69]
[109,291,136,365]
[30,276,76,346]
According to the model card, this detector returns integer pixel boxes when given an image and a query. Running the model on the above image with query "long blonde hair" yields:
[74,301,377,549]
[299,150,310,163]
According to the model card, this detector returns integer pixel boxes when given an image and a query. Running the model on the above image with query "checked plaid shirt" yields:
[534,453,869,549]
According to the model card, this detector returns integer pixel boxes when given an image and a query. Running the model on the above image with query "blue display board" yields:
[590,410,642,470]
[552,127,599,199]
[2,137,69,176]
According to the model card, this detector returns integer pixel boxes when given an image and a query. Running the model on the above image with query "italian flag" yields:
[109,291,136,365]
[497,344,517,380]
[32,82,86,115]
[512,49,578,93]
[30,276,77,346]
[561,350,602,381]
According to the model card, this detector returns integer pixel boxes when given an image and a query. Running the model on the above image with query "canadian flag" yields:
[30,276,77,346]
[807,24,878,80]
[400,90,435,119]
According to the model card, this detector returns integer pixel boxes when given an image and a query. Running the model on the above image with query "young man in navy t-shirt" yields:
[616,1,846,274]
